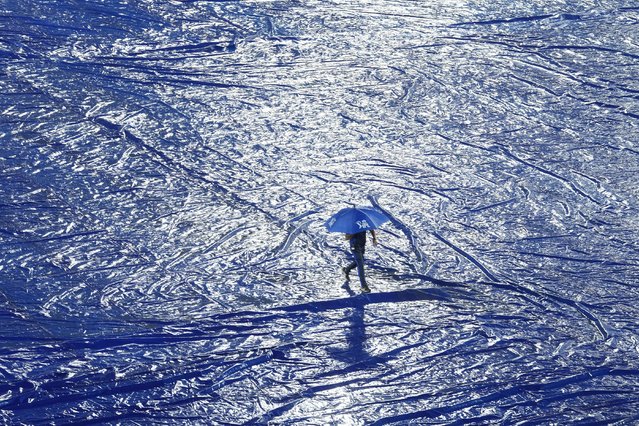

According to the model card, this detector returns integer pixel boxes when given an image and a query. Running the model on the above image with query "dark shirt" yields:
[349,231,367,253]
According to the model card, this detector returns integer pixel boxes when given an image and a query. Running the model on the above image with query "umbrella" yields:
[325,207,390,234]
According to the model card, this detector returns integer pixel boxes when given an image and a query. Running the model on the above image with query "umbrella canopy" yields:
[325,207,390,234]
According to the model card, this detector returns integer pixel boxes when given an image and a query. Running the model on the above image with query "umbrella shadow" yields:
[278,286,451,313]
[277,284,457,370]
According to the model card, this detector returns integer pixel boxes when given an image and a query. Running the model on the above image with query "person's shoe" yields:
[360,285,371,293]
[342,267,350,282]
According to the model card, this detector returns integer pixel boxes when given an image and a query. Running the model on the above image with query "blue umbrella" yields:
[325,207,390,234]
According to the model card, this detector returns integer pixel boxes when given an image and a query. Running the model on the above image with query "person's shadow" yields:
[340,281,367,363]
[341,280,357,297]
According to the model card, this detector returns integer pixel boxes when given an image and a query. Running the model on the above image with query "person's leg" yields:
[343,259,357,281]
[344,259,357,274]
[353,250,368,290]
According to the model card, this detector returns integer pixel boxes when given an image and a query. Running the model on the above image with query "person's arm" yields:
[370,230,378,246]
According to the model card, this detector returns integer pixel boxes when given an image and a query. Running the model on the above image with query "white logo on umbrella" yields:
[356,220,370,229]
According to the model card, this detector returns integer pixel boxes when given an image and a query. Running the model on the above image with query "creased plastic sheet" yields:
[1,0,639,424]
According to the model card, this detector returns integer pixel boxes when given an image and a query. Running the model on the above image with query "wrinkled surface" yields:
[2,0,639,424]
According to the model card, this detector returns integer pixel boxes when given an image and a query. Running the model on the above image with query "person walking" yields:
[325,206,389,293]
[342,230,377,293]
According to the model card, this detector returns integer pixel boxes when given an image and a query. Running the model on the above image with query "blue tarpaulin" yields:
[1,0,639,424]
